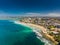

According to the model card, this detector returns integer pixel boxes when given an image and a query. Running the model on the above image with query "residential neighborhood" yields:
[20,17,60,45]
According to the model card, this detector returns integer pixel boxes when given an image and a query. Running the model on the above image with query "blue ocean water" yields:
[0,20,44,45]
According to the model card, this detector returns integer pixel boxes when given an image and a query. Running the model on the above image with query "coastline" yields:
[14,21,58,45]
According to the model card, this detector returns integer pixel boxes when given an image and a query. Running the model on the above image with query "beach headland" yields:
[14,21,58,45]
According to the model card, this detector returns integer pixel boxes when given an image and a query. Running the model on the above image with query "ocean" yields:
[0,20,44,45]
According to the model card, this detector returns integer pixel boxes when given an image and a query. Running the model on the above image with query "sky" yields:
[0,0,60,16]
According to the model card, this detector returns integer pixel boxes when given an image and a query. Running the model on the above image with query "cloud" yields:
[0,11,20,16]
[25,12,60,17]
[23,13,40,16]
[47,13,60,17]
[0,11,60,17]
[0,11,40,16]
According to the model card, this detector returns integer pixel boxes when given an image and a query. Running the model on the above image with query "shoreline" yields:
[14,21,58,45]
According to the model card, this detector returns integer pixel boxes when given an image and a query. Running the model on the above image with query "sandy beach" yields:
[14,21,58,45]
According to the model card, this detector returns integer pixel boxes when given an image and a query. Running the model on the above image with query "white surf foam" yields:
[32,28,52,45]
